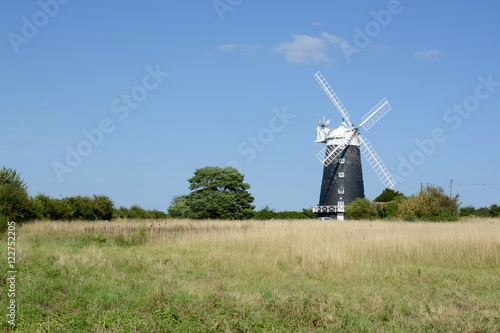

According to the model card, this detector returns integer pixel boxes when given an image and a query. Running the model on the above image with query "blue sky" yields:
[2,0,500,211]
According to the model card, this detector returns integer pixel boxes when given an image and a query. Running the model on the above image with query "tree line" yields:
[0,166,168,230]
[1,165,499,231]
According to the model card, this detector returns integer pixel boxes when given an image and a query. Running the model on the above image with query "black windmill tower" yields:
[312,72,396,220]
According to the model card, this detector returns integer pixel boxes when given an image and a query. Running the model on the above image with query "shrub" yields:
[115,205,167,219]
[254,206,276,220]
[373,188,404,202]
[0,167,32,230]
[376,195,405,219]
[490,204,500,217]
[459,205,476,217]
[92,195,114,220]
[0,184,32,223]
[346,198,378,220]
[274,211,310,219]
[475,207,491,217]
[32,194,114,221]
[397,184,459,221]
[64,196,96,220]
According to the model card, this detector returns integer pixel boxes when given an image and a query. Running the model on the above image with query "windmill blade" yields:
[359,98,391,131]
[358,136,396,189]
[314,71,353,128]
[316,135,353,166]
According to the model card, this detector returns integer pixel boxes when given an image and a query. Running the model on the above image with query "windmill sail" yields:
[314,72,353,128]
[359,98,391,132]
[358,137,395,189]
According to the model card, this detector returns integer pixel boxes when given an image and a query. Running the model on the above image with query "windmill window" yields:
[339,158,345,164]
[338,172,345,178]
[338,188,344,194]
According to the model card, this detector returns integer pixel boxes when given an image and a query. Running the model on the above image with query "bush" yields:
[115,205,167,219]
[64,196,96,220]
[0,184,32,223]
[31,194,115,221]
[397,184,459,221]
[475,207,491,218]
[376,195,405,219]
[345,198,378,220]
[490,204,500,217]
[253,206,276,220]
[374,188,404,202]
[31,194,72,220]
[92,195,114,220]
[274,210,311,219]
[0,167,32,230]
[459,205,476,217]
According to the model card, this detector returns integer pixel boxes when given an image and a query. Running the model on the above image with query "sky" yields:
[1,0,500,212]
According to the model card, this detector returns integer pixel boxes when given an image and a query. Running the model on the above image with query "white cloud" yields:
[218,43,263,52]
[320,32,343,45]
[219,43,239,52]
[320,31,355,50]
[273,34,332,64]
[241,43,263,52]
[412,49,443,60]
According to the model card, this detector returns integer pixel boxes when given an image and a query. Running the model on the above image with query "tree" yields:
[345,198,378,220]
[0,184,32,223]
[373,188,404,202]
[167,195,190,218]
[169,166,255,219]
[253,206,276,220]
[490,204,500,217]
[459,205,476,217]
[0,167,32,229]
[92,195,114,220]
[397,184,459,221]
[0,166,27,191]
[376,195,405,219]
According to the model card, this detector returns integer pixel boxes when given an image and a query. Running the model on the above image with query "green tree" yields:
[373,188,404,202]
[345,198,378,220]
[0,184,32,223]
[0,167,32,229]
[253,206,276,220]
[459,205,476,217]
[0,166,27,191]
[376,195,405,219]
[490,204,500,217]
[397,184,459,221]
[170,166,255,220]
[475,207,491,217]
[64,196,96,220]
[92,195,114,220]
[167,195,190,218]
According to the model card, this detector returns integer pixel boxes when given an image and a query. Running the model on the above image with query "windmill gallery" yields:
[312,72,396,220]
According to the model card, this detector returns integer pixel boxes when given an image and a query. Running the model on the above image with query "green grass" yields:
[1,219,499,332]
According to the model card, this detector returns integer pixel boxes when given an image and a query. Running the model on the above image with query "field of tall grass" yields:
[2,218,499,332]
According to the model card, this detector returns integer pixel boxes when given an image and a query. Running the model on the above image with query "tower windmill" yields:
[312,71,396,220]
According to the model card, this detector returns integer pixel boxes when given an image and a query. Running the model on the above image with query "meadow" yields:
[1,218,499,332]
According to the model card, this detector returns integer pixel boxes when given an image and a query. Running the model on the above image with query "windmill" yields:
[312,71,395,220]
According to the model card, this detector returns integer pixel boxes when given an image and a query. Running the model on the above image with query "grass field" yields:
[2,218,499,332]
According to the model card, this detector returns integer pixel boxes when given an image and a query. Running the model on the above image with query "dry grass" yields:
[7,218,500,332]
